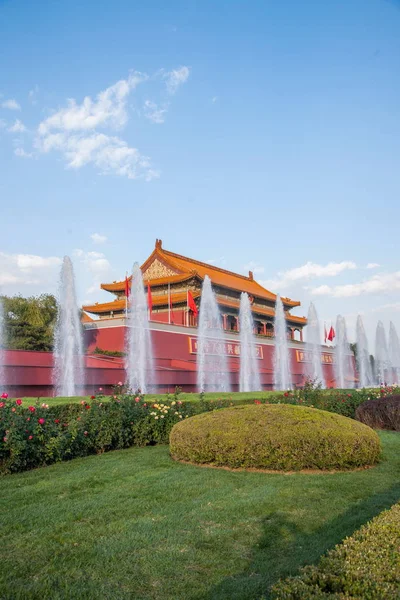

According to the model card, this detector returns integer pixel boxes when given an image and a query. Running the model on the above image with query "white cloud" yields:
[73,248,112,295]
[0,252,61,288]
[14,147,33,158]
[90,233,108,244]
[311,271,400,298]
[38,72,146,136]
[143,100,168,124]
[164,66,190,95]
[36,131,158,180]
[211,96,218,104]
[367,262,380,269]
[1,99,21,110]
[261,260,357,290]
[8,119,26,133]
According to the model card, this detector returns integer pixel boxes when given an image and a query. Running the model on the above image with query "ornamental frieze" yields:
[144,259,178,280]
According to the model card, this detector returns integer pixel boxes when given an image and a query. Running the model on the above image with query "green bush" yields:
[170,404,381,471]
[356,395,400,431]
[271,502,400,599]
[0,395,192,474]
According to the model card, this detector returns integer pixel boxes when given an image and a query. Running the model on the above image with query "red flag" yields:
[327,326,335,342]
[147,285,152,314]
[187,290,198,316]
[125,275,130,298]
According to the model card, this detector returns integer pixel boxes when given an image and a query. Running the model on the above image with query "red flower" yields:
[0,402,5,409]
[347,394,351,397]
[284,392,289,397]
[26,417,30,421]
[254,400,261,405]
[54,419,60,424]
[135,397,140,403]
[28,406,35,413]
[90,395,95,400]
[28,435,33,440]
[1,393,8,399]
[38,418,45,425]
[86,405,91,410]
[16,399,22,406]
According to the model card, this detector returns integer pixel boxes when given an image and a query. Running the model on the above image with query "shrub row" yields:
[356,395,400,431]
[271,502,400,599]
[170,404,381,471]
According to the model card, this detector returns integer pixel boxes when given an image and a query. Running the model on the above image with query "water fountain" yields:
[273,294,292,390]
[375,321,390,386]
[388,321,400,385]
[0,296,5,392]
[126,263,155,394]
[197,275,230,392]
[239,292,261,392]
[305,303,325,387]
[356,316,374,388]
[53,256,85,396]
[334,315,354,389]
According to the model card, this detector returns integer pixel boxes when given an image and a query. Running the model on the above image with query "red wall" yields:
[0,325,338,397]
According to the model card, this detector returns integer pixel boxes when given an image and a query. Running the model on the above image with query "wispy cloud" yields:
[28,85,39,105]
[90,233,107,244]
[244,261,265,275]
[311,271,400,298]
[8,119,26,133]
[261,260,357,290]
[164,66,190,95]
[1,99,21,110]
[14,147,33,158]
[366,262,380,269]
[0,252,61,286]
[73,248,112,295]
[143,100,168,124]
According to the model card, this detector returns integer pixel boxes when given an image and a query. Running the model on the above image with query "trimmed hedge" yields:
[271,502,400,599]
[170,404,381,471]
[356,395,400,431]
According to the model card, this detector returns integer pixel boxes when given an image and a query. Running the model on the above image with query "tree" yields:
[1,294,58,351]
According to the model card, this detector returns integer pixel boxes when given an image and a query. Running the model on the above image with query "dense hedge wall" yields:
[271,502,400,599]
[356,395,400,431]
[170,404,381,471]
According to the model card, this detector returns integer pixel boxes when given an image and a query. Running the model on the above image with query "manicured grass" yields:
[0,432,399,599]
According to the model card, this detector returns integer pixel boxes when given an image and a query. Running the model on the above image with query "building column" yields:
[263,322,267,336]
[235,316,239,332]
[222,314,227,330]
[300,329,303,342]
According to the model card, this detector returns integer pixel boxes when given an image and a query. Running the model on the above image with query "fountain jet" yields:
[0,297,5,392]
[273,295,292,390]
[126,263,155,394]
[239,292,261,391]
[356,316,374,388]
[197,276,230,392]
[305,303,325,388]
[389,321,400,385]
[375,321,390,386]
[53,257,84,396]
[334,315,354,389]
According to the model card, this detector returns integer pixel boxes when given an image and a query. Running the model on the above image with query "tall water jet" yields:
[197,275,230,392]
[334,315,354,389]
[126,263,154,394]
[239,292,261,391]
[0,296,5,391]
[356,315,374,388]
[305,303,325,387]
[54,257,84,396]
[273,294,292,390]
[375,321,390,386]
[388,321,400,385]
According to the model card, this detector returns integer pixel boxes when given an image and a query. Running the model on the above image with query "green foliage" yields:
[170,404,381,471]
[1,294,58,351]
[356,394,400,431]
[271,502,400,599]
[0,395,191,474]
[92,346,126,357]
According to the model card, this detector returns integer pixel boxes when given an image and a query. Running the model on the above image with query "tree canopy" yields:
[1,294,58,351]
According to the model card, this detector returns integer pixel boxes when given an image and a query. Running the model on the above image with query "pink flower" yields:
[16,399,22,406]
[135,397,140,403]
[0,402,5,409]
[28,435,33,440]
[114,395,117,399]
[26,417,30,421]
[118,381,123,386]
[84,431,88,436]
[11,407,16,412]
[99,388,103,392]
[38,418,45,425]
[1,393,8,399]
[28,406,35,413]
[3,437,7,442]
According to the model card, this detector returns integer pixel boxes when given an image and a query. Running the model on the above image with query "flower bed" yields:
[0,393,192,474]
[271,502,400,599]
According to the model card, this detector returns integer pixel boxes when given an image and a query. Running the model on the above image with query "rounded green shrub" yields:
[169,404,381,471]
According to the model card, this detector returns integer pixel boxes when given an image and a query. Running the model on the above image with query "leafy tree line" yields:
[1,294,58,351]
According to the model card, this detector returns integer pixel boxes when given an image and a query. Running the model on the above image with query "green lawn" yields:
[1,431,399,600]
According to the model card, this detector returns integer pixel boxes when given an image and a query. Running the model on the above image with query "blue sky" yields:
[1,0,400,345]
